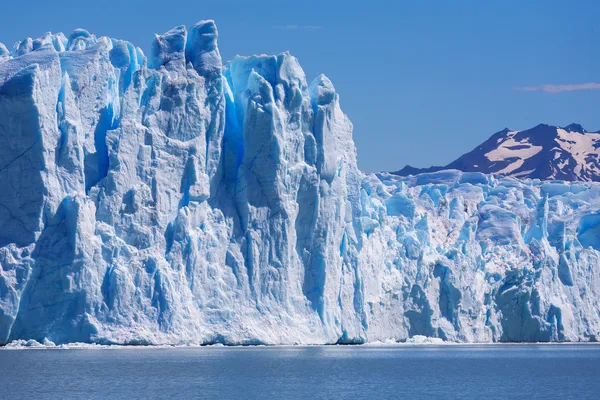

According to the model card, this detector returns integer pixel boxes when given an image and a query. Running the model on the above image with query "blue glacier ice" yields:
[0,21,600,345]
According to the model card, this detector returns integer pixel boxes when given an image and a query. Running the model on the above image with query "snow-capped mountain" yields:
[394,123,600,181]
[1,21,600,345]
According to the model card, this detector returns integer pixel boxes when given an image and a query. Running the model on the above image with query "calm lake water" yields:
[0,344,599,399]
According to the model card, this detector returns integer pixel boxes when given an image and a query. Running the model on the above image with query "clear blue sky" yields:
[2,0,599,172]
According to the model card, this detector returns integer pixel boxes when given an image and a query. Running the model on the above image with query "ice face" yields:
[1,21,600,345]
[0,43,10,62]
[185,20,222,76]
[150,25,187,71]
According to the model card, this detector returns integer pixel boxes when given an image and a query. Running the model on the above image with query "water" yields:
[1,344,599,399]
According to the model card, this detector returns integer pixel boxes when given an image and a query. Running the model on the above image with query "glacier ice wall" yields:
[0,21,599,344]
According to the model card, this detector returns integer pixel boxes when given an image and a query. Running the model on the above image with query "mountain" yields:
[394,123,600,181]
[1,21,600,345]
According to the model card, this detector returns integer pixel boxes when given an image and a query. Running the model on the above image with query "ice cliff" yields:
[0,21,599,345]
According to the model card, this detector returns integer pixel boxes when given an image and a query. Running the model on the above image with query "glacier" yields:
[0,20,599,345]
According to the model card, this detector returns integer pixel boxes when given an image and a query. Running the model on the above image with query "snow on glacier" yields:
[0,21,600,345]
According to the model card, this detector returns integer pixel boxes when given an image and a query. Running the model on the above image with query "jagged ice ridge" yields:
[0,21,599,345]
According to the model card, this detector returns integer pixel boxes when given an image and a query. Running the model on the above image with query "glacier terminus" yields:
[1,20,600,345]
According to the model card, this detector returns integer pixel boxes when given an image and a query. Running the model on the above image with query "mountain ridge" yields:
[394,123,600,182]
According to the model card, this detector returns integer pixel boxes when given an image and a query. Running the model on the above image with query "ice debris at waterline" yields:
[0,21,600,345]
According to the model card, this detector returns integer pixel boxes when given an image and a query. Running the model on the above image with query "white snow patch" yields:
[485,132,543,175]
[555,128,600,178]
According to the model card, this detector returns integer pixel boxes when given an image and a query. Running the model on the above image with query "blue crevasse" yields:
[0,21,600,345]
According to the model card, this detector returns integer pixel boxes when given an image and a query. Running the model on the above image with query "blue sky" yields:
[2,0,599,172]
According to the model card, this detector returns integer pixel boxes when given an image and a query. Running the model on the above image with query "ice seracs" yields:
[0,21,600,345]
[0,43,10,62]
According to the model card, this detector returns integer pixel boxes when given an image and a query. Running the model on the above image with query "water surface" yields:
[1,344,598,399]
